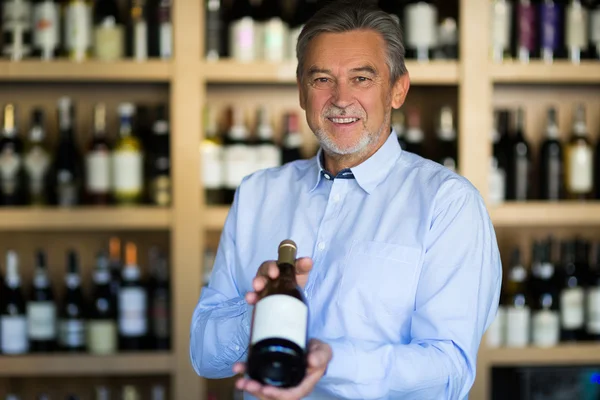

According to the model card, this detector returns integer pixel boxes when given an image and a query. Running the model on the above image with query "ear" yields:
[391,73,410,109]
[297,78,307,110]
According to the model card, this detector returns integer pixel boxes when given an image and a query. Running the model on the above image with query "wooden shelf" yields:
[201,60,459,85]
[489,202,600,227]
[484,344,600,366]
[204,206,230,231]
[0,207,172,231]
[491,61,600,84]
[0,60,172,82]
[0,353,173,376]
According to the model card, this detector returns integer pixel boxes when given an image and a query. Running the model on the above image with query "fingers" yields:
[307,339,332,369]
[232,362,246,375]
[295,257,313,275]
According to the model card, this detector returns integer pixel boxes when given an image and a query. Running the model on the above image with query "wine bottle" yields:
[24,108,52,206]
[64,0,93,61]
[434,106,458,172]
[247,239,308,388]
[0,104,29,206]
[112,103,144,205]
[435,17,459,60]
[559,240,585,342]
[404,0,438,62]
[514,0,537,63]
[565,0,589,63]
[538,107,563,201]
[391,109,406,150]
[253,106,281,172]
[148,247,170,350]
[404,107,424,157]
[122,386,141,400]
[287,0,317,61]
[118,242,148,351]
[201,105,224,205]
[508,107,531,201]
[223,107,253,204]
[85,103,112,205]
[205,0,225,60]
[53,97,82,207]
[87,250,117,355]
[229,0,257,62]
[538,0,564,63]
[0,250,29,354]
[108,236,122,308]
[148,104,171,207]
[32,0,61,60]
[59,250,86,352]
[504,248,531,348]
[1,0,33,60]
[586,242,600,340]
[491,0,513,62]
[590,0,600,60]
[531,240,560,348]
[93,0,125,61]
[157,0,172,59]
[256,0,287,62]
[489,110,506,205]
[128,0,149,60]
[27,250,57,352]
[564,104,593,200]
[281,111,304,165]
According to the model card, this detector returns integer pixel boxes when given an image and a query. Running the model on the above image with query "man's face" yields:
[298,30,408,158]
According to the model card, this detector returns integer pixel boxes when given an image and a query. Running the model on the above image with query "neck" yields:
[322,125,390,176]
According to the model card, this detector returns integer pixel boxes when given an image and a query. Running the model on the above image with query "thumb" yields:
[295,257,313,275]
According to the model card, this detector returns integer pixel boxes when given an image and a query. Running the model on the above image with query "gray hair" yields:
[295,0,407,85]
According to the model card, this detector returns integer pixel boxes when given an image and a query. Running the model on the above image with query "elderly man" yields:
[190,1,502,399]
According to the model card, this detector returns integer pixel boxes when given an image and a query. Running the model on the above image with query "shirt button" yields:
[324,173,331,180]
[235,345,240,351]
[318,242,326,251]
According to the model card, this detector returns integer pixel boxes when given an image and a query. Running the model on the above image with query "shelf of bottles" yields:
[0,375,170,400]
[0,0,173,80]
[0,94,172,228]
[0,235,171,362]
[489,0,600,81]
[202,0,460,85]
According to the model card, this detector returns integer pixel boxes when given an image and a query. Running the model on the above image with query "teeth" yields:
[331,117,358,124]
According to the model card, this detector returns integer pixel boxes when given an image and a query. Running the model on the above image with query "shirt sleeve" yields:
[317,186,502,400]
[189,188,253,379]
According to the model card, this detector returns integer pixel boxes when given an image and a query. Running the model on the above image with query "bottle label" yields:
[405,4,438,48]
[567,145,593,193]
[230,17,256,62]
[112,150,143,193]
[262,18,286,62]
[152,290,169,339]
[60,319,85,347]
[66,2,92,54]
[532,309,559,347]
[565,5,588,48]
[0,149,22,196]
[517,4,536,51]
[27,301,57,340]
[201,143,224,189]
[587,287,600,334]
[251,294,307,349]
[87,320,117,354]
[488,161,506,205]
[205,9,222,59]
[86,151,111,193]
[1,1,32,59]
[505,306,530,347]
[56,169,78,206]
[485,305,505,348]
[33,2,59,50]
[119,287,147,336]
[223,144,254,189]
[491,2,512,51]
[560,287,584,329]
[1,316,28,353]
[24,147,51,198]
[134,20,148,60]
[159,22,172,58]
[546,155,561,200]
[592,10,600,44]
[539,3,561,50]
[94,25,124,61]
[255,144,281,172]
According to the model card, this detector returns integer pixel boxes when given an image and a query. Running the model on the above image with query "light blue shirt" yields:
[190,130,502,400]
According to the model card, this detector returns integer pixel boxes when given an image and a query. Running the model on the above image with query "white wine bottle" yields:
[247,239,308,388]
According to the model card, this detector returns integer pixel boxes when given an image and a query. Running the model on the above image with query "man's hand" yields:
[245,257,313,305]
[233,338,332,400]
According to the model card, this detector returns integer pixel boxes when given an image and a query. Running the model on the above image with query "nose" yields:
[331,81,354,109]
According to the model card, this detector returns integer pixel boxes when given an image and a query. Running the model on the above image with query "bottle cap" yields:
[278,240,297,266]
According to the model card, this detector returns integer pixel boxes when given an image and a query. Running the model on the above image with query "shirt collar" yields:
[309,129,401,194]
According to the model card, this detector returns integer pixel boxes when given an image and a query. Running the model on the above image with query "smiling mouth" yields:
[328,117,360,125]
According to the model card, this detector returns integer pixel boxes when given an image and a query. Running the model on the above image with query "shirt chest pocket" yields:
[336,240,422,318]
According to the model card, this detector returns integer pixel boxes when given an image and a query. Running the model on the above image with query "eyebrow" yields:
[307,67,332,76]
[350,66,377,75]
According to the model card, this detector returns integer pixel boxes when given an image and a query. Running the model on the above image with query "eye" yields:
[315,77,329,83]
[354,76,370,83]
